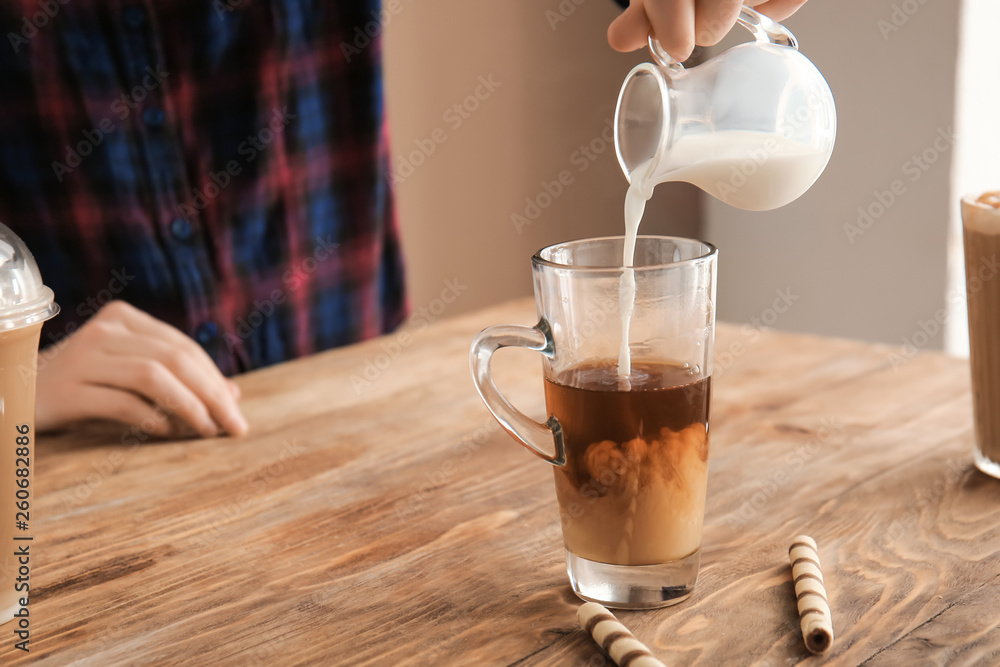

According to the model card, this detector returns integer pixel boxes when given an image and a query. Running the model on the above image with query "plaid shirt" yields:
[0,0,407,375]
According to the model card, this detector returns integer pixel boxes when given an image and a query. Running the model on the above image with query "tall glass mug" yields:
[470,236,717,608]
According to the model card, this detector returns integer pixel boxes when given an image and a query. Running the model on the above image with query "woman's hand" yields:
[609,0,810,61]
[36,300,248,439]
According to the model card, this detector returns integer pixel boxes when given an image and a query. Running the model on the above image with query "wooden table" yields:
[4,297,999,665]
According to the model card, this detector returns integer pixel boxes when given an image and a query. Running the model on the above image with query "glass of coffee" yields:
[470,236,716,608]
[962,192,1000,479]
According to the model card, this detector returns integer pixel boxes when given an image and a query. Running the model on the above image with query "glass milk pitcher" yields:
[614,6,837,211]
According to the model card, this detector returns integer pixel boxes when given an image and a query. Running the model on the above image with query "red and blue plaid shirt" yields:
[0,0,407,375]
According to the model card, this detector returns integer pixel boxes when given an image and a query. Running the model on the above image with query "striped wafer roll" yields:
[789,535,834,654]
[577,602,666,667]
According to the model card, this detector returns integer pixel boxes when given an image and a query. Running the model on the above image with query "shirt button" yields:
[142,107,165,128]
[122,6,147,29]
[195,322,219,347]
[170,218,193,242]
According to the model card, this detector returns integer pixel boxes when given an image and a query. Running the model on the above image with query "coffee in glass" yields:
[470,236,716,608]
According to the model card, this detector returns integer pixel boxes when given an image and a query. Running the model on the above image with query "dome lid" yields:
[0,223,58,331]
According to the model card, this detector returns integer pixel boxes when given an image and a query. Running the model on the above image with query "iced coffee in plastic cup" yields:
[0,224,58,622]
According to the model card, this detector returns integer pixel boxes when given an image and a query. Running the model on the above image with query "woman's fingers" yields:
[105,302,226,386]
[608,0,809,57]
[694,0,744,47]
[98,330,248,436]
[644,0,697,62]
[748,0,809,22]
[69,385,177,439]
[34,300,248,439]
[89,357,221,437]
[608,0,653,52]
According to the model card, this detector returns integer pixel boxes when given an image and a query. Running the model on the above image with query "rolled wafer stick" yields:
[577,602,666,667]
[789,535,834,654]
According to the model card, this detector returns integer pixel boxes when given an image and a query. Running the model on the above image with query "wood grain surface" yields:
[2,297,999,666]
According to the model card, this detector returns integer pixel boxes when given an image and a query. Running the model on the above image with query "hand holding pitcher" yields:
[614,6,836,211]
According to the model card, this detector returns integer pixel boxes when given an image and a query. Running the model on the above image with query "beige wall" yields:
[703,0,963,350]
[384,0,700,320]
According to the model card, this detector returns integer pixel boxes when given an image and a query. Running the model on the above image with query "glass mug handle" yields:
[469,320,566,467]
[648,5,798,69]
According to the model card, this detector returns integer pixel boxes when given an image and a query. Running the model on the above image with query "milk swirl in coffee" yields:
[548,361,710,565]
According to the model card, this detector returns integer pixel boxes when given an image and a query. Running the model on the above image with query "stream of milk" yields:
[616,161,654,382]
[615,133,828,382]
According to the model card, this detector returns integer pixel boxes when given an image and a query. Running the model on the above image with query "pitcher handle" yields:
[469,319,566,467]
[649,5,798,69]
